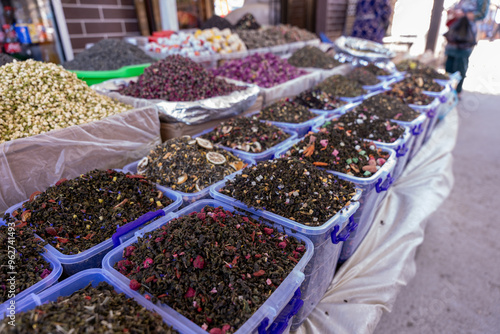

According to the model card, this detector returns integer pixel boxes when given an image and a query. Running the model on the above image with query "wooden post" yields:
[426,0,445,52]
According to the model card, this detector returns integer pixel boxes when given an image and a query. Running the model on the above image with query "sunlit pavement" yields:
[373,40,500,334]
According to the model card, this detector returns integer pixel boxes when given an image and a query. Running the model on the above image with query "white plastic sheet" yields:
[293,107,459,333]
[0,106,161,214]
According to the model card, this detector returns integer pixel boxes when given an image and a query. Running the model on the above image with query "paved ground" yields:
[374,40,500,334]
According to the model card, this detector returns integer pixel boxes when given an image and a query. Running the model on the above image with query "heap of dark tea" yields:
[287,46,340,69]
[281,130,390,177]
[294,89,347,110]
[137,136,248,193]
[316,74,367,98]
[257,99,316,123]
[356,95,421,122]
[384,80,435,106]
[321,110,405,143]
[219,158,356,224]
[235,13,261,30]
[398,75,443,92]
[11,169,173,255]
[0,224,50,303]
[346,67,381,86]
[362,63,391,76]
[114,205,306,333]
[396,59,449,80]
[201,116,291,153]
[0,281,178,333]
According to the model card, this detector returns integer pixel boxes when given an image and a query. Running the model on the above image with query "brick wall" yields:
[61,0,141,55]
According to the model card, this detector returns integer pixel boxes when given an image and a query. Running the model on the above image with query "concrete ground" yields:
[374,40,500,334]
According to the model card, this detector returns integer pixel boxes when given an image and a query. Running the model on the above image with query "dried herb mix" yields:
[0,224,50,303]
[323,110,405,143]
[346,67,381,86]
[363,64,390,76]
[235,13,261,30]
[114,205,306,332]
[0,53,15,67]
[10,169,173,255]
[212,53,306,88]
[236,25,317,50]
[137,136,248,193]
[0,281,179,333]
[396,59,449,80]
[0,60,131,143]
[201,15,234,30]
[201,116,291,153]
[257,99,316,123]
[63,39,154,71]
[281,130,390,177]
[316,74,367,98]
[294,89,347,110]
[399,75,443,92]
[219,158,356,224]
[287,46,340,69]
[356,95,421,122]
[118,55,244,102]
[384,79,435,105]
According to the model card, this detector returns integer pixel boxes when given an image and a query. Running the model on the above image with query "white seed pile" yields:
[0,60,131,143]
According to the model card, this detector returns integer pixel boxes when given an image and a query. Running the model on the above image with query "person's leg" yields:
[455,49,473,94]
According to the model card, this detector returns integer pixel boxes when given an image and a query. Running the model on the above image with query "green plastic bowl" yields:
[69,63,152,86]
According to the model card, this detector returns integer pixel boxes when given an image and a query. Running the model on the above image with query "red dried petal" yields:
[129,279,141,291]
[253,270,265,277]
[185,287,196,298]
[193,255,205,269]
[263,227,274,235]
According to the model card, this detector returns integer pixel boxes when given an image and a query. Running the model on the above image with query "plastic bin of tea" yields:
[274,142,396,264]
[68,63,152,86]
[287,41,307,54]
[310,101,358,119]
[408,97,440,159]
[0,269,193,333]
[102,199,314,334]
[2,185,182,276]
[265,288,303,334]
[269,43,290,56]
[0,233,62,316]
[210,174,361,328]
[422,84,451,143]
[248,110,325,138]
[193,127,298,162]
[122,154,256,207]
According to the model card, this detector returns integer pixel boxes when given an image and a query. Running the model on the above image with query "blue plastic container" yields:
[210,173,361,329]
[193,126,298,162]
[274,142,396,264]
[122,154,256,207]
[103,199,314,334]
[0,269,193,333]
[0,237,62,316]
[266,288,303,334]
[422,84,452,142]
[408,98,440,159]
[256,111,325,138]
[310,101,357,119]
[2,184,182,276]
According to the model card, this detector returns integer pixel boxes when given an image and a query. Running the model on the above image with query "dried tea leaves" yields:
[384,78,435,105]
[316,74,367,98]
[294,89,347,110]
[16,170,173,255]
[139,136,247,193]
[287,46,340,69]
[258,99,316,123]
[0,281,179,333]
[282,130,390,177]
[0,53,15,67]
[396,59,449,80]
[356,95,421,122]
[220,158,356,224]
[363,64,391,76]
[346,67,381,86]
[235,13,261,30]
[114,206,306,332]
[202,116,291,153]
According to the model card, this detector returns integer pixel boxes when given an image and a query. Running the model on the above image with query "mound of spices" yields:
[235,13,261,30]
[294,89,347,110]
[281,130,390,177]
[400,75,443,92]
[356,95,421,122]
[201,116,291,153]
[384,79,435,105]
[220,158,356,224]
[63,39,154,71]
[316,74,367,98]
[235,28,287,49]
[363,63,391,76]
[114,205,306,332]
[137,136,248,193]
[201,15,234,30]
[270,25,318,42]
[406,67,449,80]
[0,281,179,333]
[213,53,307,88]
[12,169,173,255]
[346,67,381,86]
[322,110,405,143]
[0,60,131,143]
[257,99,316,123]
[118,55,244,101]
[0,53,15,67]
[0,224,50,303]
[287,46,340,69]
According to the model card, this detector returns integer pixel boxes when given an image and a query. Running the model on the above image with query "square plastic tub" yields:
[408,97,440,159]
[422,84,452,143]
[210,175,361,328]
[274,142,396,264]
[121,154,256,207]
[193,126,298,162]
[310,101,357,119]
[248,110,325,138]
[0,269,193,333]
[2,184,182,276]
[102,199,314,334]
[266,288,303,334]
[0,236,62,316]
